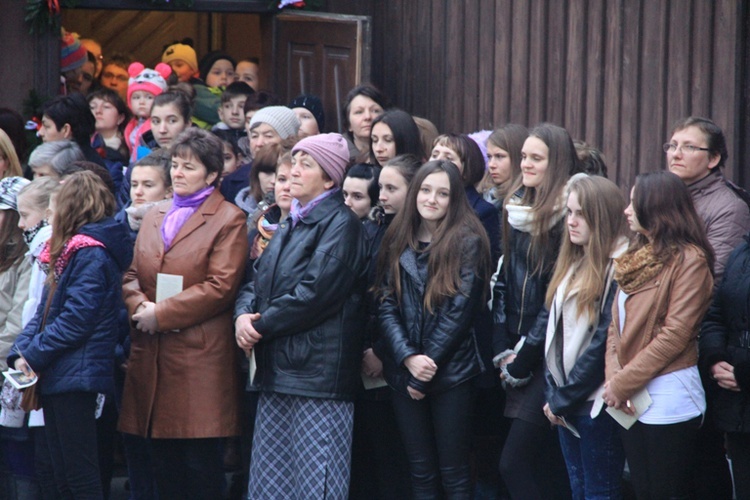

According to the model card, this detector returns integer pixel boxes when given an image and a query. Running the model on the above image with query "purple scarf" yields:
[289,188,339,228]
[161,186,214,251]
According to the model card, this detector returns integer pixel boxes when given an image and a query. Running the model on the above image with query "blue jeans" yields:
[557,413,625,500]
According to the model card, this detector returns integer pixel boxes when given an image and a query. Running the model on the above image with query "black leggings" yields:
[391,381,475,500]
[499,418,570,500]
[619,417,700,500]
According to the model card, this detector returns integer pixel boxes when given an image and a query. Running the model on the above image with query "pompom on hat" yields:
[292,133,350,187]
[127,62,172,105]
[60,29,88,73]
[249,106,300,140]
[162,42,199,71]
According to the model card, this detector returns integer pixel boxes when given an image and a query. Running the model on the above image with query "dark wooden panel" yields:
[564,0,586,138]
[477,0,496,130]
[443,1,464,132]
[602,0,624,185]
[493,0,513,126]
[711,0,741,179]
[637,0,668,175]
[509,0,531,125]
[462,1,481,130]
[545,0,566,126]
[583,0,605,148]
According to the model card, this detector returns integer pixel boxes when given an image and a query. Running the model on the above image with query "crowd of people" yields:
[0,27,748,500]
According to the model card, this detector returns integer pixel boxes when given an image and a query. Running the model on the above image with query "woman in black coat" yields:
[234,133,368,500]
[701,235,750,499]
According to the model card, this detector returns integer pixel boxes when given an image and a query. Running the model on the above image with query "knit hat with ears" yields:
[127,62,172,105]
[292,133,350,187]
[249,106,300,140]
[60,29,88,73]
[162,42,199,71]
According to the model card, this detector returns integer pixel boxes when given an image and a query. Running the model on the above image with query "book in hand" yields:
[3,369,38,390]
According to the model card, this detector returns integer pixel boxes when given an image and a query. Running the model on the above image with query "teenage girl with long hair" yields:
[9,171,131,498]
[603,170,714,499]
[542,176,627,498]
[493,123,583,499]
[376,160,491,499]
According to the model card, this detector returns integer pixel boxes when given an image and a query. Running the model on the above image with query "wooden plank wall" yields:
[326,0,748,189]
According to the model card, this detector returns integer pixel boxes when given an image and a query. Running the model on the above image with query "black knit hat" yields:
[289,94,325,132]
[198,51,237,84]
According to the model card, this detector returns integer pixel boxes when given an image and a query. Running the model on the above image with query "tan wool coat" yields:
[118,190,248,439]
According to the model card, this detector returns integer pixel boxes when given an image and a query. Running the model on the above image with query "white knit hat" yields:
[249,106,300,140]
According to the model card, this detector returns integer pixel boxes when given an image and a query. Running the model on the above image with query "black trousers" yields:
[150,437,224,500]
[391,381,474,500]
[620,417,701,500]
[499,417,570,500]
[43,391,103,500]
[727,432,750,500]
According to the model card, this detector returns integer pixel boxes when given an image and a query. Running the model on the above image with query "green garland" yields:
[25,0,196,35]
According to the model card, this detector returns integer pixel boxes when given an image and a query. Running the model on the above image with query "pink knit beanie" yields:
[127,62,172,105]
[292,133,350,187]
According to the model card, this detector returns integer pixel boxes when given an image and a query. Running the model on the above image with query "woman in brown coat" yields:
[119,128,248,499]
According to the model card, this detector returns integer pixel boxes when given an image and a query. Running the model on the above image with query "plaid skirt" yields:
[247,392,355,499]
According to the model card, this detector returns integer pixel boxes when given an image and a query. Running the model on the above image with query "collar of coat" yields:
[156,189,224,250]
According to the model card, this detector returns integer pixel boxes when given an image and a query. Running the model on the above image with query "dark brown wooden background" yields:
[328,0,750,190]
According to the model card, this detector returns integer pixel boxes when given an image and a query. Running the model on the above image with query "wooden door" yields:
[274,11,371,133]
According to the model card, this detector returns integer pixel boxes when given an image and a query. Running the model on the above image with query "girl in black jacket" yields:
[492,123,583,499]
[375,160,491,499]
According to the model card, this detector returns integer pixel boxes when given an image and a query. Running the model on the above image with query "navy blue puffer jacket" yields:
[8,217,132,396]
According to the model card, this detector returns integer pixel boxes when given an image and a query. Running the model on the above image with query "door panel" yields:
[275,12,371,133]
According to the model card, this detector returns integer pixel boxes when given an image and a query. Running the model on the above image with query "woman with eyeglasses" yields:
[664,117,750,285]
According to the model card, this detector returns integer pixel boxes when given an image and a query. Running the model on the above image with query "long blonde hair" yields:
[0,130,23,178]
[545,176,626,318]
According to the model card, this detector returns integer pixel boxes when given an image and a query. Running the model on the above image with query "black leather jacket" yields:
[233,191,368,401]
[378,234,487,396]
[492,221,563,355]
[701,237,750,433]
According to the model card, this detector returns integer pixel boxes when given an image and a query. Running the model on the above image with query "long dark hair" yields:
[369,109,423,163]
[629,170,714,272]
[375,160,491,313]
[502,123,581,274]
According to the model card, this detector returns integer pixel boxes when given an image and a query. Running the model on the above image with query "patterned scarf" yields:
[38,234,105,282]
[289,188,339,228]
[161,186,214,251]
[22,219,48,248]
[614,243,667,294]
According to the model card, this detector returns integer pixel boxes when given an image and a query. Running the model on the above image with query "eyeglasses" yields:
[663,143,710,155]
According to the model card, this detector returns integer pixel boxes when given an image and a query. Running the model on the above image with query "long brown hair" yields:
[47,171,115,284]
[0,210,25,273]
[486,123,527,198]
[546,176,626,318]
[375,160,491,313]
[502,123,582,274]
[629,170,715,272]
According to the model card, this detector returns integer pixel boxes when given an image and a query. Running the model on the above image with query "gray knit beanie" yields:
[292,133,350,187]
[249,106,300,139]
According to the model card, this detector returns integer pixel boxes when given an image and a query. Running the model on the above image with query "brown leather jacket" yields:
[119,190,248,439]
[605,245,713,401]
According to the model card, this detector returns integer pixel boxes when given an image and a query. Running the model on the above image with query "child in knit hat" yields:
[60,29,88,95]
[161,42,199,83]
[123,62,172,162]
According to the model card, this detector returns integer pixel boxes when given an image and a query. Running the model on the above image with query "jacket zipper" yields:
[517,243,532,337]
